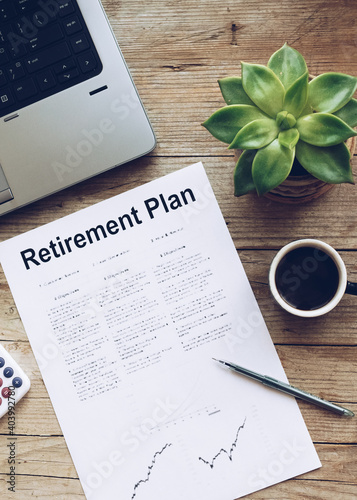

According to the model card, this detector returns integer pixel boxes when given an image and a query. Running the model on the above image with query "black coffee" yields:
[275,246,340,311]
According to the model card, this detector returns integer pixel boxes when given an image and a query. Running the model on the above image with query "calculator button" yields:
[4,367,14,378]
[0,357,4,368]
[0,398,2,405]
[12,377,23,388]
[0,378,2,387]
[2,387,12,398]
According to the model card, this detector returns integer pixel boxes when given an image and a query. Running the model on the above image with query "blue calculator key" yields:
[4,367,14,378]
[0,357,4,368]
[12,377,23,388]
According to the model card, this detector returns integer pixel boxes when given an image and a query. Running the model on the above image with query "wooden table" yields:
[0,0,356,498]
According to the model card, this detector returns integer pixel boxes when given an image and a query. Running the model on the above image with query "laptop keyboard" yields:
[0,0,103,118]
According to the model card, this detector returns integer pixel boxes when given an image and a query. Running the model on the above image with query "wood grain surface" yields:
[0,0,356,498]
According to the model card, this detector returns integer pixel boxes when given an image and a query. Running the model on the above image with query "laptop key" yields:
[64,16,82,35]
[59,2,75,18]
[15,0,40,14]
[77,52,97,73]
[53,57,76,74]
[0,3,16,22]
[0,88,14,110]
[14,78,37,101]
[57,68,79,83]
[7,61,25,81]
[37,70,56,91]
[70,34,89,54]
[29,24,64,52]
[26,42,71,72]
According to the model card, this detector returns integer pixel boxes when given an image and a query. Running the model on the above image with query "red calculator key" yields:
[2,387,12,398]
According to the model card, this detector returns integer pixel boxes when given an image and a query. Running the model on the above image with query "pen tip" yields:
[344,409,355,418]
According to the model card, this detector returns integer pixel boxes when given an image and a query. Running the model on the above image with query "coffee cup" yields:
[269,239,357,317]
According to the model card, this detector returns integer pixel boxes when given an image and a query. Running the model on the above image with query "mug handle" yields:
[346,281,357,295]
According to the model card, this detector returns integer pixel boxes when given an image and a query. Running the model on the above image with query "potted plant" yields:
[203,43,357,203]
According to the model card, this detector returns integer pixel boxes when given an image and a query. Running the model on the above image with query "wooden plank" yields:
[0,475,84,499]
[2,474,357,500]
[245,478,357,500]
[275,345,357,402]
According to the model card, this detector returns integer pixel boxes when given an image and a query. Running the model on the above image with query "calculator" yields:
[0,343,31,418]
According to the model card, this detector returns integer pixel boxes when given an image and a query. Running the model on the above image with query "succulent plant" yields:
[203,43,357,197]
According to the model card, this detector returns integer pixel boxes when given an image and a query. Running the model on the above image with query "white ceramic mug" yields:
[269,239,357,318]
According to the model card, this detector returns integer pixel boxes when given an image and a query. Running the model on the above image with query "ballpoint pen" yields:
[213,358,355,417]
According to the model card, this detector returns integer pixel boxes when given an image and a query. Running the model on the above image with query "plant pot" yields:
[234,134,356,204]
[263,134,356,204]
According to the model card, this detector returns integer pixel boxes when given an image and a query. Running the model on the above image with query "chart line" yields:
[198,417,247,469]
[131,443,173,499]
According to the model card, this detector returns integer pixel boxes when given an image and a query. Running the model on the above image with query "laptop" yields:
[0,0,156,216]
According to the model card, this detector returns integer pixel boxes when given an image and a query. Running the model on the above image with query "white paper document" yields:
[0,163,320,499]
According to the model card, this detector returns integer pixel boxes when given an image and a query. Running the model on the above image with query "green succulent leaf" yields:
[234,150,257,196]
[276,111,296,130]
[296,113,357,146]
[218,77,255,106]
[283,72,308,117]
[267,43,308,89]
[278,128,300,149]
[300,101,313,117]
[252,139,295,195]
[241,62,285,118]
[229,118,279,149]
[309,73,357,113]
[202,105,268,144]
[296,141,354,184]
[333,98,357,128]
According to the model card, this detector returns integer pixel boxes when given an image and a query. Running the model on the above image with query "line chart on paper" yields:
[131,443,173,499]
[198,417,247,469]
